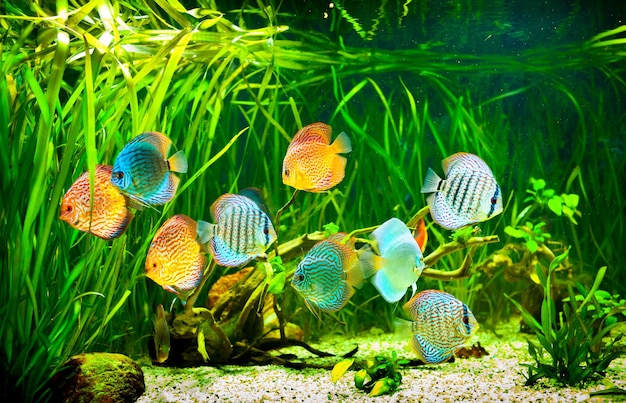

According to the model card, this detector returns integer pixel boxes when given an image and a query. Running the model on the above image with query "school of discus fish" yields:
[60,123,503,364]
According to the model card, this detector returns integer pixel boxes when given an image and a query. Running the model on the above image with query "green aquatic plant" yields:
[506,249,625,387]
[2,0,626,400]
[332,352,408,397]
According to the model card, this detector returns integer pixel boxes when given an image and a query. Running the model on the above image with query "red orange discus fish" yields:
[282,122,351,192]
[146,214,207,298]
[59,164,134,240]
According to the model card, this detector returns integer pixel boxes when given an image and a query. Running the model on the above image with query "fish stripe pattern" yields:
[291,239,358,313]
[402,290,479,364]
[199,194,277,267]
[421,152,503,230]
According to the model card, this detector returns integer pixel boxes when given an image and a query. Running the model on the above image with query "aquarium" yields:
[2,0,625,401]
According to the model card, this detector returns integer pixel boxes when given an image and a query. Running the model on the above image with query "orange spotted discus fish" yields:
[59,164,134,240]
[146,214,206,297]
[394,290,479,364]
[111,132,188,207]
[282,122,351,192]
[421,152,502,230]
[197,194,277,268]
[291,234,364,315]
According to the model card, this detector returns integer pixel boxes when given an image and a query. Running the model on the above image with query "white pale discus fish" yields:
[363,218,424,303]
[421,152,503,230]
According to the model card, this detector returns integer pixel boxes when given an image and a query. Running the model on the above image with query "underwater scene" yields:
[2,0,626,401]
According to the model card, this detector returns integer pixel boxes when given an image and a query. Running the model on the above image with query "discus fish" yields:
[282,122,351,192]
[362,218,424,303]
[111,132,188,206]
[153,304,170,363]
[59,164,134,240]
[420,152,502,230]
[394,290,479,364]
[146,214,206,297]
[291,233,364,315]
[197,194,277,267]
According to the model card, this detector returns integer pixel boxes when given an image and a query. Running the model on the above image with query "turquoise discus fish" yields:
[421,152,502,230]
[111,132,188,206]
[363,218,424,303]
[394,290,479,364]
[291,234,364,315]
[197,194,277,267]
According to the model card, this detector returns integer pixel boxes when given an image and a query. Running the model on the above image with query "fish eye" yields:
[490,196,498,205]
[284,169,290,177]
[64,205,73,213]
[294,273,304,282]
[114,171,124,180]
[263,228,269,235]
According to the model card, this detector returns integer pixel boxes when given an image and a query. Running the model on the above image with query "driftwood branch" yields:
[420,235,500,280]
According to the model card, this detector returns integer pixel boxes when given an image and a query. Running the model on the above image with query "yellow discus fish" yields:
[282,122,351,192]
[146,214,207,297]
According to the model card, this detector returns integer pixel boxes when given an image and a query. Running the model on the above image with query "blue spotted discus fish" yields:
[111,132,188,207]
[394,290,479,364]
[197,193,277,267]
[420,152,502,230]
[291,234,364,315]
[362,218,424,303]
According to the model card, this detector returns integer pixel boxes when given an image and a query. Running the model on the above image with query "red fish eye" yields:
[65,205,73,213]
[152,262,157,268]
[490,197,497,205]
[263,228,269,235]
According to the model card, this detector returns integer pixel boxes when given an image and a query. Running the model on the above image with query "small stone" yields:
[49,352,144,403]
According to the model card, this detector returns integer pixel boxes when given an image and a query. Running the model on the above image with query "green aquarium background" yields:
[1,0,625,401]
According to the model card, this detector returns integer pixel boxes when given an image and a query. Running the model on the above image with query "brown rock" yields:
[49,352,144,403]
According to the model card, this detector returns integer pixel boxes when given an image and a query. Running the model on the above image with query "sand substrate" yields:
[137,318,626,402]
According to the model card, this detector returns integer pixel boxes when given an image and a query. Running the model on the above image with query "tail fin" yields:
[331,131,352,154]
[196,220,215,244]
[168,150,188,173]
[369,218,423,303]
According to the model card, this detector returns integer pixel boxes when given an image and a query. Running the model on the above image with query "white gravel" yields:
[137,318,626,402]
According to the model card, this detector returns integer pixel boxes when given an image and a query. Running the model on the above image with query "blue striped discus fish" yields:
[394,290,479,364]
[291,234,364,315]
[197,194,277,267]
[420,152,502,230]
[111,132,188,207]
